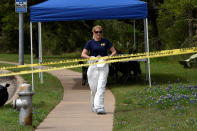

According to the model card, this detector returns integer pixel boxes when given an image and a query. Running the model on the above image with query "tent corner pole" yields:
[30,22,34,91]
[38,22,43,84]
[144,18,151,88]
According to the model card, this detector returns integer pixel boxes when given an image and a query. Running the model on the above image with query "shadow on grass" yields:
[108,72,187,87]
[108,76,148,88]
[43,56,68,59]
[0,104,13,109]
[151,73,185,83]
[115,106,145,113]
[43,54,80,60]
[35,101,46,108]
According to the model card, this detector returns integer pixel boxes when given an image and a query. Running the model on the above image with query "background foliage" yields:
[0,0,196,56]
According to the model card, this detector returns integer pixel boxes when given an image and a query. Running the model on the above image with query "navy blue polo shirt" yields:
[84,38,112,57]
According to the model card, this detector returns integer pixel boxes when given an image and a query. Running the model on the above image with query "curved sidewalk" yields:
[36,69,115,131]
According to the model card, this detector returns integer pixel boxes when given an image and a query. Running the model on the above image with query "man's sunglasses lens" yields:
[94,31,102,34]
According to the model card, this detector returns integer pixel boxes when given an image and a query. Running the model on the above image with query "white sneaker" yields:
[96,108,106,114]
[92,104,96,112]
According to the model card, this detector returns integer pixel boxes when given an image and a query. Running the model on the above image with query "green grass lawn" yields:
[0,63,63,130]
[109,56,197,131]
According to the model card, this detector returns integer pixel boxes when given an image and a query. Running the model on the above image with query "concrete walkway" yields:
[0,61,115,131]
[36,69,115,131]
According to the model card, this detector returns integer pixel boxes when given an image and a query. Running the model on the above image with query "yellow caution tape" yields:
[0,47,197,70]
[0,47,197,77]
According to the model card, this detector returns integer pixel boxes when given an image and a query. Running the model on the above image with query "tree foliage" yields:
[0,0,196,56]
[157,0,197,48]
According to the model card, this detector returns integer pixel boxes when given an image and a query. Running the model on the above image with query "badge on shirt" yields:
[101,43,105,46]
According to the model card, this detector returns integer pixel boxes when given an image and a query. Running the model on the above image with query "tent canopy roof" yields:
[30,0,148,22]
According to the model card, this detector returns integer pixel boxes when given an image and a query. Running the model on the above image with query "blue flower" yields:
[190,100,195,104]
[166,94,172,99]
[188,85,192,89]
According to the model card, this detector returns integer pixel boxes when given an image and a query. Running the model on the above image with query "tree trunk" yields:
[147,0,163,50]
[188,10,194,42]
[149,8,162,50]
[33,28,39,58]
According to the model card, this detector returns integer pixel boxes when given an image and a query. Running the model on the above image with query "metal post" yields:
[38,22,43,84]
[30,22,34,91]
[19,13,24,65]
[144,19,148,81]
[144,20,147,52]
[144,18,151,87]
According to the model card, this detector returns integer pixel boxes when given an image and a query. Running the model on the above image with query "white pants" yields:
[87,63,109,109]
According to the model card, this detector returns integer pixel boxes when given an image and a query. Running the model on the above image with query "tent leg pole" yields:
[38,22,43,84]
[144,18,151,87]
[38,23,40,78]
[143,19,148,81]
[30,22,34,91]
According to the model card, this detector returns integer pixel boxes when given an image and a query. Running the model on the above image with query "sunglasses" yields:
[94,31,102,34]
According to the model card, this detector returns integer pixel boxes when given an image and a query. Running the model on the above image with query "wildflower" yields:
[185,95,189,99]
[190,100,195,104]
[170,92,174,95]
[159,95,164,99]
[166,94,172,99]
[194,94,197,99]
[188,85,192,90]
[168,86,172,89]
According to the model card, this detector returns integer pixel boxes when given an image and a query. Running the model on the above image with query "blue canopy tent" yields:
[30,0,147,21]
[29,0,151,88]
